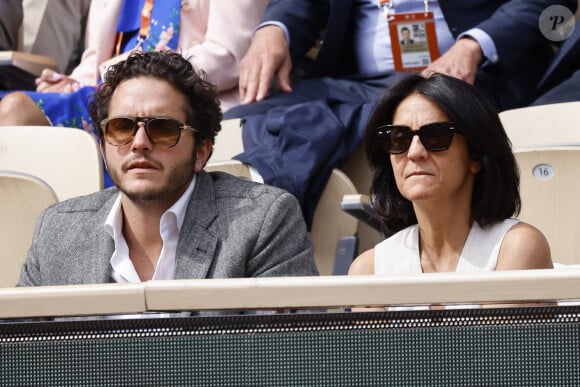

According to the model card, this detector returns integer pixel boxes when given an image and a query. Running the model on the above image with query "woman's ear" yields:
[470,159,482,174]
[468,149,482,174]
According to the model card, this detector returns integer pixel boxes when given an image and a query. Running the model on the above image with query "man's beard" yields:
[108,156,196,203]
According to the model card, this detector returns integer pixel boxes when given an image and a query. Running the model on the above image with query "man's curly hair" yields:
[89,50,222,144]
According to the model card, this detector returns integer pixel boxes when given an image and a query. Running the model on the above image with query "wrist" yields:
[254,24,289,47]
[458,37,484,66]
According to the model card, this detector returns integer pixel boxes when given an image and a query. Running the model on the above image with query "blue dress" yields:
[24,0,181,188]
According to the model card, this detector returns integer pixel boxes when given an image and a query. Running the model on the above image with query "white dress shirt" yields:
[104,175,197,283]
[353,0,454,73]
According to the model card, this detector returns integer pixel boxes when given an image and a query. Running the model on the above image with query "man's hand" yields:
[238,25,293,104]
[35,68,81,93]
[421,37,483,85]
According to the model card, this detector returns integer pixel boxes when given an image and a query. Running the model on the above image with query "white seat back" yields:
[500,102,580,265]
[515,148,580,265]
[0,125,103,200]
[0,171,58,287]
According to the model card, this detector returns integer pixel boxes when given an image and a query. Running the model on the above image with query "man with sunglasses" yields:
[18,50,318,287]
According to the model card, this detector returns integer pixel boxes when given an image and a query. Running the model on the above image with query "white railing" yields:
[2,269,580,319]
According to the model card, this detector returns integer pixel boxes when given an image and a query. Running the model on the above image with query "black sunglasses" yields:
[100,116,198,148]
[377,122,459,154]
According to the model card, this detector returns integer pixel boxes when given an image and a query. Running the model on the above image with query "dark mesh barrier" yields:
[1,305,580,386]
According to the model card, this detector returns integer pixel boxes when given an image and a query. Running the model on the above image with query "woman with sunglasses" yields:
[348,73,552,276]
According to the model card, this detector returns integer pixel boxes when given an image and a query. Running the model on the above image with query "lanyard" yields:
[377,0,430,17]
[115,0,154,55]
[139,0,154,41]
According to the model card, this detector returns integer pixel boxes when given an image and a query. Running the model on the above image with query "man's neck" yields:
[120,199,167,281]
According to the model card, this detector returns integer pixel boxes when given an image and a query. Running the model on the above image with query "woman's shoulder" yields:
[348,249,375,275]
[496,221,553,270]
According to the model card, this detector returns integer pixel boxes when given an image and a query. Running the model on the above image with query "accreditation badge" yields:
[387,11,440,72]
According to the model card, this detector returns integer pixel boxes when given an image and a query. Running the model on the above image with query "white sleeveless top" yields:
[374,219,520,274]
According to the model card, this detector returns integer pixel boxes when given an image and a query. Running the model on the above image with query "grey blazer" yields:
[18,171,318,286]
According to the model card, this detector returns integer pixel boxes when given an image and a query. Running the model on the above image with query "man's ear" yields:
[99,141,108,170]
[194,139,213,172]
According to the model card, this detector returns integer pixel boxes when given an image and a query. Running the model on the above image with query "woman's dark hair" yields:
[89,50,222,144]
[365,73,520,234]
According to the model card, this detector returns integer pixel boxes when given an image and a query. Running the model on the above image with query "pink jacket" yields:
[70,0,268,111]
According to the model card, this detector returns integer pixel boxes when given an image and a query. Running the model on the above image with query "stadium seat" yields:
[513,148,580,265]
[499,101,580,152]
[0,170,57,286]
[500,102,580,265]
[0,125,103,201]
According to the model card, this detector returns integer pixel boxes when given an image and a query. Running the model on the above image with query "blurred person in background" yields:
[0,0,268,187]
[532,24,580,105]
[222,0,577,227]
[0,0,23,50]
[0,0,267,124]
[20,0,92,74]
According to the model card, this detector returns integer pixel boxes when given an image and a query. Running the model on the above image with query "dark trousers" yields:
[531,69,580,106]
[224,72,404,226]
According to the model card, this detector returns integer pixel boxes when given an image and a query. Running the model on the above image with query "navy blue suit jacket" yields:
[533,26,580,103]
[264,0,577,108]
